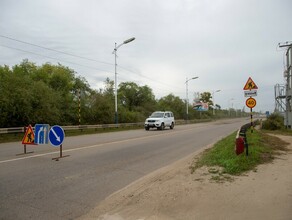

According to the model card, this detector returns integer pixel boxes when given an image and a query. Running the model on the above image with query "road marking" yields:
[0,151,58,164]
[1,129,196,164]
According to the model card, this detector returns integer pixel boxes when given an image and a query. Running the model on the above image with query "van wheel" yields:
[159,123,165,130]
[170,122,174,129]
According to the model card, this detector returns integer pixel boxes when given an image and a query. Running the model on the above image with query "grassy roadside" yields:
[190,129,290,178]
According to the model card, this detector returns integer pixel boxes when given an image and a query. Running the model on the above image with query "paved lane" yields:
[0,118,248,219]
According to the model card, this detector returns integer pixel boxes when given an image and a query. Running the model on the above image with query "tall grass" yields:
[191,129,289,175]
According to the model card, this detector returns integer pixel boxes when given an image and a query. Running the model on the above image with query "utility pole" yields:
[279,42,292,129]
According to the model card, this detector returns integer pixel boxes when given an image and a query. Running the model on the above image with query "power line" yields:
[0,34,184,91]
[0,44,113,73]
[0,34,113,66]
[117,65,182,90]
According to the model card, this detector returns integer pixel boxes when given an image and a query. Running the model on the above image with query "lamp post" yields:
[185,76,199,121]
[212,90,221,115]
[113,37,135,124]
[229,98,234,116]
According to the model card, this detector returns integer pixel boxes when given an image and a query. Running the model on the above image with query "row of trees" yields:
[0,60,238,128]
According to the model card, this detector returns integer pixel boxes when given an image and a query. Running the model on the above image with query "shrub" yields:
[262,113,284,130]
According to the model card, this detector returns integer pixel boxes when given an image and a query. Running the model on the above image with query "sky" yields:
[1,0,291,113]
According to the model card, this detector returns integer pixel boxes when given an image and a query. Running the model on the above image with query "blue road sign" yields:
[49,125,65,147]
[35,124,50,144]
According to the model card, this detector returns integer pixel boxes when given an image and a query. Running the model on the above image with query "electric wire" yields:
[0,34,184,92]
[0,34,113,66]
[0,44,112,73]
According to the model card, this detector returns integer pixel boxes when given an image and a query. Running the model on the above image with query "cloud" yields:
[0,0,291,113]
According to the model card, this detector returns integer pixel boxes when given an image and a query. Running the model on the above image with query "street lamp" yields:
[229,98,234,116]
[212,90,221,115]
[113,37,135,124]
[185,76,199,121]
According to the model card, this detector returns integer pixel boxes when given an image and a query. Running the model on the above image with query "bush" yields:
[262,113,284,130]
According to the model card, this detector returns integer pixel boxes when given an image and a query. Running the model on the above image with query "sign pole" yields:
[49,125,69,161]
[24,126,27,154]
[251,107,253,133]
[243,76,258,156]
[52,144,69,161]
[60,144,63,158]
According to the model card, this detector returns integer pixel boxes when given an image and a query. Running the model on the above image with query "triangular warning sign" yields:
[243,77,258,90]
[22,125,35,145]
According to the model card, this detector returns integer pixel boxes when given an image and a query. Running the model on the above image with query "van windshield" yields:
[150,112,164,118]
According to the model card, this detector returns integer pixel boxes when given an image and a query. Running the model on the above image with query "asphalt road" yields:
[0,118,249,219]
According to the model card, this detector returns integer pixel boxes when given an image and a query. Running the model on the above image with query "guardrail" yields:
[0,120,188,134]
[0,123,141,134]
[0,127,25,134]
[234,121,260,156]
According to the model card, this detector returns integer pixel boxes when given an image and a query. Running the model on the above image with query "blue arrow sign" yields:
[35,124,50,144]
[49,125,65,147]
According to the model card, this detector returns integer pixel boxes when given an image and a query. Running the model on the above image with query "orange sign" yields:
[246,97,256,108]
[243,77,258,90]
[22,125,35,145]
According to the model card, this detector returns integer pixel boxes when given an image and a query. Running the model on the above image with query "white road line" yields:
[0,129,189,164]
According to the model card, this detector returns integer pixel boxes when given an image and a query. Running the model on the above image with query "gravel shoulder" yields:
[79,135,292,220]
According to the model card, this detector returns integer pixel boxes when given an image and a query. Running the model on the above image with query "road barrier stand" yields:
[52,144,70,161]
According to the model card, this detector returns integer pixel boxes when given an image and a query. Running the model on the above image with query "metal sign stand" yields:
[52,144,69,161]
[16,144,34,156]
[251,107,253,133]
[243,77,258,157]
[49,125,69,161]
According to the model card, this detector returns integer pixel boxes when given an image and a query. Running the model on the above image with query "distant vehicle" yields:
[144,111,175,130]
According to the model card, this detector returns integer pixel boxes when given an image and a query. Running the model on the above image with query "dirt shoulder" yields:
[79,135,292,220]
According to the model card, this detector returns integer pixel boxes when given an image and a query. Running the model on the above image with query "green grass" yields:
[190,129,290,175]
[0,133,25,144]
[261,128,292,136]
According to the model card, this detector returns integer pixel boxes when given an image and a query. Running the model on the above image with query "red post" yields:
[235,137,245,155]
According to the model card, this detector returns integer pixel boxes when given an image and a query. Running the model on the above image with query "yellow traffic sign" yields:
[22,125,35,145]
[243,77,258,90]
[246,97,256,108]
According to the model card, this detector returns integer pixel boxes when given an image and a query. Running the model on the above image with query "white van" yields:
[144,111,175,130]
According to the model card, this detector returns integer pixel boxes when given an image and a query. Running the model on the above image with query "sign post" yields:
[246,97,257,133]
[243,77,258,134]
[49,125,69,161]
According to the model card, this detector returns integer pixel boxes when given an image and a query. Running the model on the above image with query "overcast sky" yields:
[1,0,291,113]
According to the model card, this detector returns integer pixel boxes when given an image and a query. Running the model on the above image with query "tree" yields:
[158,94,185,119]
[118,82,156,122]
[0,62,62,127]
[0,60,96,127]
[2,59,215,126]
[85,78,115,124]
[200,92,213,107]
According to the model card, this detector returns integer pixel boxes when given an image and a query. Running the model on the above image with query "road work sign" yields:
[22,125,35,145]
[243,77,258,90]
